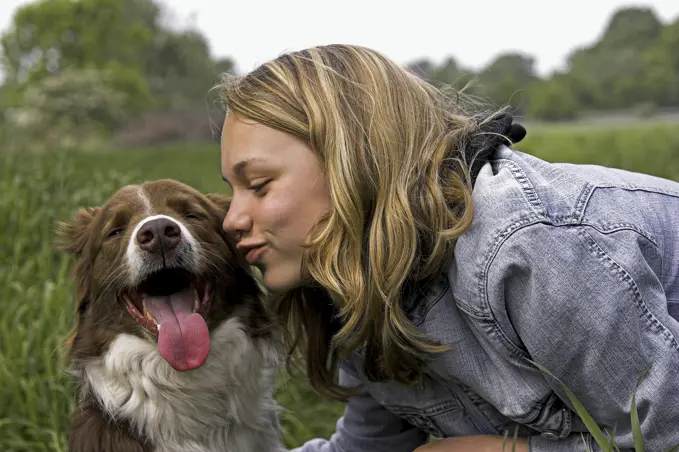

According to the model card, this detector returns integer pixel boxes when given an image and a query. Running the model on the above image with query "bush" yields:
[3,67,148,151]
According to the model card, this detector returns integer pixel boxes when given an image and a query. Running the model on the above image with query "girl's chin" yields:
[260,266,305,293]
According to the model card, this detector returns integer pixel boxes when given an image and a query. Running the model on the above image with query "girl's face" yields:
[220,113,331,292]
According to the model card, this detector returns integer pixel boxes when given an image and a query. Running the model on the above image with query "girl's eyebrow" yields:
[234,157,267,177]
[222,157,268,186]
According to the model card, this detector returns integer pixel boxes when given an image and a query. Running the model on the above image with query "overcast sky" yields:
[1,0,679,77]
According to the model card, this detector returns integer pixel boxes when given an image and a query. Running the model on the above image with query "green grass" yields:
[519,121,679,181]
[0,149,345,451]
[1,121,678,451]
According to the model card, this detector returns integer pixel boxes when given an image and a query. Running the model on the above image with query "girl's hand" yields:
[414,435,529,452]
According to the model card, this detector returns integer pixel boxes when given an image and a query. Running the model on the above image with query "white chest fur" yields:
[80,318,283,452]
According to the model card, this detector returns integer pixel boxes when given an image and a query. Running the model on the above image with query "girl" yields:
[216,44,679,452]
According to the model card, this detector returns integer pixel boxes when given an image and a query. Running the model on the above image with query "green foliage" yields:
[2,0,677,136]
[526,77,580,121]
[0,0,235,141]
[476,52,537,114]
[518,122,679,181]
[408,6,679,119]
[423,57,475,91]
[0,0,153,84]
[640,17,679,107]
[597,7,662,51]
[548,7,674,112]
[144,29,222,109]
[4,67,148,151]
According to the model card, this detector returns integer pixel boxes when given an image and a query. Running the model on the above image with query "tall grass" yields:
[520,122,679,181]
[0,150,343,451]
[0,152,137,451]
[1,121,678,451]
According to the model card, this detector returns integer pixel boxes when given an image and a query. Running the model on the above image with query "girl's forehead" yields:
[222,115,282,157]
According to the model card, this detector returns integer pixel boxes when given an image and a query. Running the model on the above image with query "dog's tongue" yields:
[143,287,210,371]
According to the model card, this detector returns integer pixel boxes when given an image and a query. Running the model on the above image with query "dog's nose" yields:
[137,218,181,253]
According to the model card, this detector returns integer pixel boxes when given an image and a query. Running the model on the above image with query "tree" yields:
[0,0,152,85]
[0,0,234,141]
[477,52,537,113]
[640,17,679,106]
[428,57,476,92]
[526,76,580,121]
[563,7,668,111]
[406,5,679,120]
[598,7,663,51]
[144,28,221,109]
[215,57,236,76]
[0,0,152,118]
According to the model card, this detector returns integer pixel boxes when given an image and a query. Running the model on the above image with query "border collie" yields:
[58,179,283,452]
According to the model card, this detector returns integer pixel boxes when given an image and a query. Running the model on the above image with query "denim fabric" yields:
[290,145,679,452]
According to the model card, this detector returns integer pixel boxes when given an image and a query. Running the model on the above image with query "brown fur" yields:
[69,400,153,452]
[58,179,276,451]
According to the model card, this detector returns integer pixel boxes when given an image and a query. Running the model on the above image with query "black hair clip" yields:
[467,113,527,185]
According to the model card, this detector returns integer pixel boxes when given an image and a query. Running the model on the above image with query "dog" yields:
[57,179,283,452]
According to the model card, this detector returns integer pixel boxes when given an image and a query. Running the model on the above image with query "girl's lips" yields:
[245,245,266,264]
[236,240,268,264]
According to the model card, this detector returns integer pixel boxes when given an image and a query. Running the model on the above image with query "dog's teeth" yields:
[143,304,154,322]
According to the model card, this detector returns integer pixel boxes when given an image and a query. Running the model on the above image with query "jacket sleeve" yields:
[488,223,679,452]
[288,364,429,452]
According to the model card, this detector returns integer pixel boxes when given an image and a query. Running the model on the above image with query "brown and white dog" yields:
[58,179,283,452]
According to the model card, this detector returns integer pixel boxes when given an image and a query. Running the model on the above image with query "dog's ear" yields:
[56,207,100,257]
[57,207,100,357]
[205,193,232,216]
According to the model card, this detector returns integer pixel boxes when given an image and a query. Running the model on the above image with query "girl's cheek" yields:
[261,194,293,227]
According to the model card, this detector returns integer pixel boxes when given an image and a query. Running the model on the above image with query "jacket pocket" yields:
[367,377,480,438]
[458,381,586,441]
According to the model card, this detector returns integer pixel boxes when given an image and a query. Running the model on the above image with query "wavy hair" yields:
[216,44,509,401]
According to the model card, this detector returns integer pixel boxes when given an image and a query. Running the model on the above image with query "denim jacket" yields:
[291,144,679,452]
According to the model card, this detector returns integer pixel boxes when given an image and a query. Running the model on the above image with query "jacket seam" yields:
[479,221,676,360]
[595,184,679,198]
[579,222,658,247]
[476,214,547,316]
[412,284,450,327]
[573,182,596,223]
[494,159,547,217]
[474,217,550,360]
[577,227,679,352]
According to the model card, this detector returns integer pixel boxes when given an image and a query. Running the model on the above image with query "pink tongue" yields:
[143,287,210,371]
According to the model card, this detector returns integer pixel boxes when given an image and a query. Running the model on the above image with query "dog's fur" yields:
[58,179,283,452]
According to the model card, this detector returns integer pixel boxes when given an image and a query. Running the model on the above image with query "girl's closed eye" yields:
[249,179,271,193]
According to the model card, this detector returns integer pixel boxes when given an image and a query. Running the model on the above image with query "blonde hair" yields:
[216,44,509,400]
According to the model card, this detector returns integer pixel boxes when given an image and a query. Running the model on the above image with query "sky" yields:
[1,0,679,77]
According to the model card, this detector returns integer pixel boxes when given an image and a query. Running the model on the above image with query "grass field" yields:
[1,121,678,451]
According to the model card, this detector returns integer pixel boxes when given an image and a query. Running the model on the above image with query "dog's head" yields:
[58,179,270,372]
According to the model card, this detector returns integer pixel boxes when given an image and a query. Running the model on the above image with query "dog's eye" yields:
[183,212,205,221]
[106,228,122,238]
